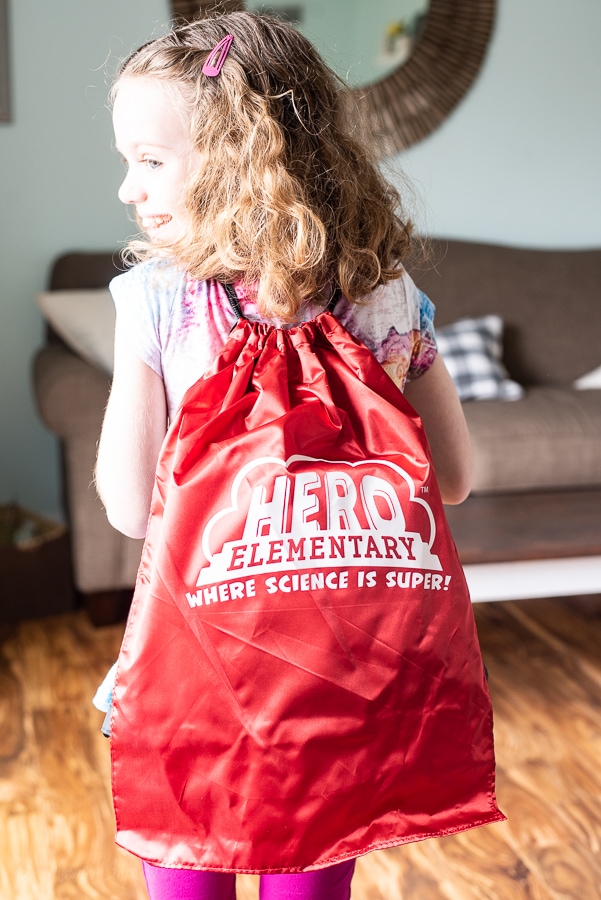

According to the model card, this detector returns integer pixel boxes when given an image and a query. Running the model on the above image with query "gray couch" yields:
[33,240,601,623]
[419,240,601,494]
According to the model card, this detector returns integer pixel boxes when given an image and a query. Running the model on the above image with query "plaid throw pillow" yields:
[436,315,524,401]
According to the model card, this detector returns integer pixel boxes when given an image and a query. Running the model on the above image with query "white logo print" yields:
[194,456,441,588]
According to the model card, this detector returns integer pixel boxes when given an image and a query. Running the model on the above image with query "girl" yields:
[96,11,496,900]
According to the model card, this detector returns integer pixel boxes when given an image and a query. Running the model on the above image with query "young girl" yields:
[96,11,495,899]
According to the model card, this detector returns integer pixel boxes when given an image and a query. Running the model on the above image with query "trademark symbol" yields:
[421,486,429,493]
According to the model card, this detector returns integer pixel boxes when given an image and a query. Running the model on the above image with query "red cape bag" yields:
[111,300,504,872]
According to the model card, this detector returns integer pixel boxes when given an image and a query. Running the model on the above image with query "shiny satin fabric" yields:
[111,311,504,872]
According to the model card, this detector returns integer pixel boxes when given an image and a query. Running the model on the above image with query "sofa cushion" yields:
[436,315,524,401]
[575,364,601,390]
[36,289,115,374]
[464,387,601,493]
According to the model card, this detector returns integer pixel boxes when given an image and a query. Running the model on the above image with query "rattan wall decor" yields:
[168,0,496,155]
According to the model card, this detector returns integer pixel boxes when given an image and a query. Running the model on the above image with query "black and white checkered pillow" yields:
[436,315,524,401]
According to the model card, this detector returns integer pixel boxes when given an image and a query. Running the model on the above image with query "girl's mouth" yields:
[141,215,172,230]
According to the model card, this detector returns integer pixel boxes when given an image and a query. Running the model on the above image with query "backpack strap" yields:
[326,287,342,313]
[222,282,245,321]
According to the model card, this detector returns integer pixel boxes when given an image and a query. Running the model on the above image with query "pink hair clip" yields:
[202,34,234,77]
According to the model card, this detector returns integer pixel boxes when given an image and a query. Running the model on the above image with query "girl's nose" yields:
[118,169,147,205]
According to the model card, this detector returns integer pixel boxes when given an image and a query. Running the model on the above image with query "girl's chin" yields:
[145,226,181,244]
[139,216,182,243]
[146,228,166,242]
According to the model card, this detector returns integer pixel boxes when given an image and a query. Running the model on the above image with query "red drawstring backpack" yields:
[110,285,504,872]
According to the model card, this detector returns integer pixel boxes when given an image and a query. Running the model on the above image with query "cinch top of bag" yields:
[221,281,341,326]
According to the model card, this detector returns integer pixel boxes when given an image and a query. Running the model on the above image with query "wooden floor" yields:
[1,595,600,899]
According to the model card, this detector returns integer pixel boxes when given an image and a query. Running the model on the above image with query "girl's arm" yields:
[95,313,168,539]
[403,354,473,505]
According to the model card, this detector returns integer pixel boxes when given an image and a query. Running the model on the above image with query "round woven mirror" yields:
[170,0,496,155]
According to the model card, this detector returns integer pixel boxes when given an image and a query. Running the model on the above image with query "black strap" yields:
[327,287,342,312]
[222,282,244,321]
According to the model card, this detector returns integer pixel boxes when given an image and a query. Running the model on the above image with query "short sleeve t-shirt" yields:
[110,258,437,419]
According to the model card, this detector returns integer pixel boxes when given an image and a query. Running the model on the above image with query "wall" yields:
[0,0,600,521]
[0,0,170,520]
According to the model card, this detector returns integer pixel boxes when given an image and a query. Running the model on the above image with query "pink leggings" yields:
[142,859,355,900]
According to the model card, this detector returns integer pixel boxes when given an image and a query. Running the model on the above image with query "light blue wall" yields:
[0,0,600,520]
[0,0,171,520]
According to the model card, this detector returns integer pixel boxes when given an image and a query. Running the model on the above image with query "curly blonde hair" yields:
[114,11,414,321]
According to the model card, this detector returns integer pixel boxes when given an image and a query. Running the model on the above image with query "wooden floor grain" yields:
[0,595,600,899]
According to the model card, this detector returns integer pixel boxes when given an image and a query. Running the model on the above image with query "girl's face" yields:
[113,77,200,243]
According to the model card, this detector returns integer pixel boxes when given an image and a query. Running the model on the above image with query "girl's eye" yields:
[144,157,162,170]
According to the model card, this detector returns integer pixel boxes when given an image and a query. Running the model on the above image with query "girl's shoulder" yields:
[110,257,186,307]
[335,268,437,389]
[337,268,433,352]
[108,259,192,383]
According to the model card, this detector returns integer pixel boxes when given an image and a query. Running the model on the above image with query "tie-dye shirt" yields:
[110,258,437,419]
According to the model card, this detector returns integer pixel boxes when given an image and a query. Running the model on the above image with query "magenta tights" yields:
[142,859,355,900]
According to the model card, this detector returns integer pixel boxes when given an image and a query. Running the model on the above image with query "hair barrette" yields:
[202,34,234,77]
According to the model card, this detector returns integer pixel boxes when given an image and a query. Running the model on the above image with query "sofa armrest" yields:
[32,344,143,594]
[33,344,110,438]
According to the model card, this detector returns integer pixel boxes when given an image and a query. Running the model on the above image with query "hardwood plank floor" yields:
[0,595,600,899]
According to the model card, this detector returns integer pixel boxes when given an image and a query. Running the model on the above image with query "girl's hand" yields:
[95,312,167,539]
[403,354,473,505]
